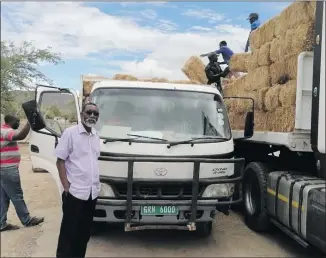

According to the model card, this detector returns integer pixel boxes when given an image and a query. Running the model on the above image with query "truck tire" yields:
[195,221,212,237]
[243,162,270,232]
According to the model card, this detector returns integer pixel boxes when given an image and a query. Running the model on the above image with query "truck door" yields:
[29,85,80,197]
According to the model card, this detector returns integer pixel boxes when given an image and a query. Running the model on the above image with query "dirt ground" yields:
[0,144,324,257]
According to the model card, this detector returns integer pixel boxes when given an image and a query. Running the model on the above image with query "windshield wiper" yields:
[126,134,167,141]
[167,136,228,148]
[103,137,134,143]
[103,134,167,144]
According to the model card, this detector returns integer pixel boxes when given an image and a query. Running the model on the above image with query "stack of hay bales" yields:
[82,74,201,100]
[224,1,316,132]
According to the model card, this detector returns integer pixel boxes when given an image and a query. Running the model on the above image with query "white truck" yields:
[232,1,325,254]
[23,76,254,236]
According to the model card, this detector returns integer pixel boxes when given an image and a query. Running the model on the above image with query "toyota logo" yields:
[154,168,168,176]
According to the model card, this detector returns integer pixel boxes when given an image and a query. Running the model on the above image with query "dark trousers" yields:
[56,192,97,258]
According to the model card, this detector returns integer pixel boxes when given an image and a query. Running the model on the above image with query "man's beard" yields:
[83,118,97,128]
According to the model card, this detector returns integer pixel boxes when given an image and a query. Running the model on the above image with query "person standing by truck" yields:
[0,114,44,232]
[55,102,101,258]
[244,13,261,52]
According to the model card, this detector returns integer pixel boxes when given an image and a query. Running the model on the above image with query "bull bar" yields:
[98,155,245,231]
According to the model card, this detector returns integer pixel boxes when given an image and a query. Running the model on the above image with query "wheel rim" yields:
[244,171,261,216]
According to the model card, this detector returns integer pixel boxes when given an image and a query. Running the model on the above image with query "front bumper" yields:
[96,155,245,231]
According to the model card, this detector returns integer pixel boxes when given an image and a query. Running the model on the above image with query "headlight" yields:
[99,183,115,197]
[202,183,235,198]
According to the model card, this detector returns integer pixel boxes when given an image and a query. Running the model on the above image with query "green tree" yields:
[45,105,62,119]
[1,40,63,113]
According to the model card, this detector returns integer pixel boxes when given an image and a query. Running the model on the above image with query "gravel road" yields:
[0,144,324,257]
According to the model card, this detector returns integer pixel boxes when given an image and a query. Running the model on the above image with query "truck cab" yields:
[26,80,253,236]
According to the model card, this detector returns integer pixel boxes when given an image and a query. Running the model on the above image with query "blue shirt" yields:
[215,46,234,64]
[251,19,261,31]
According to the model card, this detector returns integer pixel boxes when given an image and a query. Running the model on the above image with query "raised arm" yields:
[5,122,31,141]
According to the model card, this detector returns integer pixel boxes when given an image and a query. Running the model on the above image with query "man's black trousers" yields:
[56,192,97,258]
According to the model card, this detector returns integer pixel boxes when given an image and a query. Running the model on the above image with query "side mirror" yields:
[22,100,46,131]
[244,111,254,138]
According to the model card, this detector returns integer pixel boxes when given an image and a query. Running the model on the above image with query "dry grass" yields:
[264,84,282,112]
[83,81,96,96]
[250,18,276,51]
[258,42,272,66]
[229,53,251,72]
[274,1,315,38]
[270,54,298,85]
[279,80,297,107]
[223,75,247,96]
[171,80,201,84]
[246,51,259,72]
[182,56,207,84]
[112,74,138,81]
[228,106,295,132]
[257,87,270,111]
[245,66,271,91]
[270,37,284,63]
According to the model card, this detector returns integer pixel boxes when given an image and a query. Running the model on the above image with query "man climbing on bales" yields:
[201,41,240,79]
[245,13,261,52]
[200,40,234,65]
[204,52,230,95]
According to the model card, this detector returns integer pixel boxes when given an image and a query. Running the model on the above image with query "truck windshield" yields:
[90,88,231,142]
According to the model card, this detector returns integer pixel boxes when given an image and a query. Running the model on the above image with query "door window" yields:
[39,92,78,135]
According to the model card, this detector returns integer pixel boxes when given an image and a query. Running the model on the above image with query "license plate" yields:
[140,205,179,216]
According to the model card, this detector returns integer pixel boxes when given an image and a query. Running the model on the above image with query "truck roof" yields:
[90,79,221,95]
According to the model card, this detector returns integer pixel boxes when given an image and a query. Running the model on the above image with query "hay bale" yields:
[229,53,251,72]
[270,54,298,85]
[250,18,276,51]
[274,2,315,37]
[246,51,259,72]
[171,80,200,84]
[270,38,284,63]
[257,87,270,111]
[229,106,296,132]
[223,75,247,96]
[264,84,282,112]
[143,77,169,83]
[306,1,316,20]
[279,80,297,107]
[266,106,296,132]
[258,42,271,66]
[113,74,138,81]
[83,81,96,96]
[182,56,207,84]
[245,66,271,91]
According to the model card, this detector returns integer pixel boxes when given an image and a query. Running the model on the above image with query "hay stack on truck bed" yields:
[23,73,254,236]
[226,1,325,253]
[76,75,255,236]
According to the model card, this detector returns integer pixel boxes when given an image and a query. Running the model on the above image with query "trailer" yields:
[232,1,325,254]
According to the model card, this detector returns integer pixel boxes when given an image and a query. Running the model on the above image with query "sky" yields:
[1,1,292,91]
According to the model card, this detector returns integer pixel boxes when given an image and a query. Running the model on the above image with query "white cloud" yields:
[182,9,225,24]
[1,2,249,81]
[189,26,212,32]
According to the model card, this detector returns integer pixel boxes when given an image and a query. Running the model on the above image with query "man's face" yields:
[82,104,99,128]
[12,118,20,130]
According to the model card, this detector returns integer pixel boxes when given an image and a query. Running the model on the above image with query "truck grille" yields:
[112,183,206,199]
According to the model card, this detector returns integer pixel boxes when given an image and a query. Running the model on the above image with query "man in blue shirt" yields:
[200,41,234,65]
[245,13,261,52]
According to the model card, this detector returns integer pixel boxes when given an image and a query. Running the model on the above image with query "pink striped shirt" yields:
[0,124,20,168]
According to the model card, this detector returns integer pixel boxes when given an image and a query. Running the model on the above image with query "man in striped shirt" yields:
[1,114,44,232]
